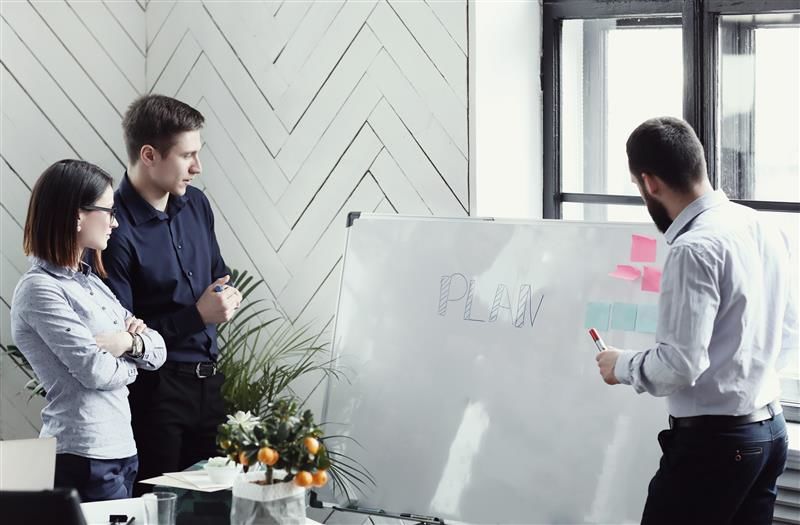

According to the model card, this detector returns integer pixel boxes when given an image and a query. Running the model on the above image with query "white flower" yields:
[226,411,260,432]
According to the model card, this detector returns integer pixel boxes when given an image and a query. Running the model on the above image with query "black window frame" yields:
[543,0,800,218]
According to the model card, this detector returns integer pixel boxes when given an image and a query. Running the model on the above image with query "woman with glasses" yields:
[10,159,166,501]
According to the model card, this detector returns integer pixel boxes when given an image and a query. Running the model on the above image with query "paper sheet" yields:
[139,471,231,492]
[609,264,642,281]
[630,234,657,263]
[642,266,662,293]
[635,304,659,334]
[610,303,637,331]
[585,302,612,330]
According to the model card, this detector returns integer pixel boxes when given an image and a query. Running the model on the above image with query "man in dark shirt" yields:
[102,94,242,494]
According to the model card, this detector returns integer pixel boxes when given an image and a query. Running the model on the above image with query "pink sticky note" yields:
[631,234,657,263]
[609,264,642,281]
[642,266,662,292]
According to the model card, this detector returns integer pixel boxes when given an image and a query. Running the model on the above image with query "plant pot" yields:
[230,470,306,525]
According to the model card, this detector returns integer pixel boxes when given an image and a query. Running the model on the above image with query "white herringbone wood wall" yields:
[0,0,146,438]
[0,0,469,437]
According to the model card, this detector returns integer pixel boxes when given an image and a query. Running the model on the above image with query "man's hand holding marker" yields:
[590,328,621,385]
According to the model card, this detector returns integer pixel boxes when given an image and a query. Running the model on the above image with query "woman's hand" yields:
[95,332,133,358]
[125,316,147,334]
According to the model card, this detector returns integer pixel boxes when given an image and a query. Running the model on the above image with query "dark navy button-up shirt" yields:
[101,174,230,362]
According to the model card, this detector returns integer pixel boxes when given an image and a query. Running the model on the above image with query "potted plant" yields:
[214,271,373,521]
[216,270,338,417]
[217,398,331,525]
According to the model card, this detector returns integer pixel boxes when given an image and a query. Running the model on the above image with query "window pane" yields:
[719,14,800,202]
[561,18,683,196]
[562,202,651,223]
[760,211,800,405]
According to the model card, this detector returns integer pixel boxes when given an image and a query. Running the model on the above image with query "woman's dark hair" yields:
[626,116,707,193]
[122,94,205,164]
[23,159,114,277]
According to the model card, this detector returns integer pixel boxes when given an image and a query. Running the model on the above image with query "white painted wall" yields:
[473,0,542,219]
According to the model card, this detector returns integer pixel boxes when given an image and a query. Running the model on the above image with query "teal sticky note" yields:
[635,304,659,334]
[611,303,637,331]
[585,302,611,331]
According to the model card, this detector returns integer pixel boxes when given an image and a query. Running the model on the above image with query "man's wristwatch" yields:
[127,333,144,359]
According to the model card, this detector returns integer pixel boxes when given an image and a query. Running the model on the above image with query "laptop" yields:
[0,437,56,490]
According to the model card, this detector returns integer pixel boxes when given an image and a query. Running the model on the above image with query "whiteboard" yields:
[322,214,669,525]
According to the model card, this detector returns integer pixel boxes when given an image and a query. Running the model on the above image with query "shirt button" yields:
[113,320,118,325]
[187,271,193,277]
[177,244,182,249]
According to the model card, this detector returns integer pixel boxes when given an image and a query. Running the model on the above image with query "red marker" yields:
[588,328,608,352]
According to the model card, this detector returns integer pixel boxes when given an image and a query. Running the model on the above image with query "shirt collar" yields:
[664,189,729,245]
[167,189,188,216]
[118,172,188,225]
[31,257,92,279]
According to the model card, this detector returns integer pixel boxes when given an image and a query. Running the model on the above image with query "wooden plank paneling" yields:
[0,0,469,438]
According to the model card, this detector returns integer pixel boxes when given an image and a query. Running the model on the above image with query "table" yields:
[80,461,327,524]
[80,494,323,524]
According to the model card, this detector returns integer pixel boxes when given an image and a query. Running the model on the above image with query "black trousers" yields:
[642,413,788,525]
[128,366,226,497]
[54,453,138,502]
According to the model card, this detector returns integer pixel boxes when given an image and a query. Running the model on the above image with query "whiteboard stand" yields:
[309,490,447,524]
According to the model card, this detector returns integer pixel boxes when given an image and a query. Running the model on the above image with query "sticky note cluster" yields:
[584,302,658,334]
[608,234,662,293]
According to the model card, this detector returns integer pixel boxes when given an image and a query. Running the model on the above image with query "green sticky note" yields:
[585,302,611,331]
[635,304,659,334]
[611,303,637,331]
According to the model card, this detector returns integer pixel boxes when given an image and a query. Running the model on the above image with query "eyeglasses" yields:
[81,205,117,222]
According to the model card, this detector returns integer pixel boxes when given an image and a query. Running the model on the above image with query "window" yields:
[543,0,800,419]
[560,16,683,221]
[719,14,800,202]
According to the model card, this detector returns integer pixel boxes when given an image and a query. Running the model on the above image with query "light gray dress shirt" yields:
[10,257,166,459]
[615,190,798,417]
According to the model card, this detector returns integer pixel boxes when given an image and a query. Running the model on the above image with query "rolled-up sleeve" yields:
[615,245,720,396]
[16,276,138,391]
[123,317,167,371]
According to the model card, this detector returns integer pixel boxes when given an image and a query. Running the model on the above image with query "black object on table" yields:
[0,488,88,525]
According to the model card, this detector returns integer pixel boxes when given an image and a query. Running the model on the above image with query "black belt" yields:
[669,401,781,430]
[162,361,218,379]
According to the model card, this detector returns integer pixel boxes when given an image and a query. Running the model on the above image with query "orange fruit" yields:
[238,451,249,466]
[304,437,320,455]
[312,470,328,487]
[257,447,278,466]
[294,471,313,487]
